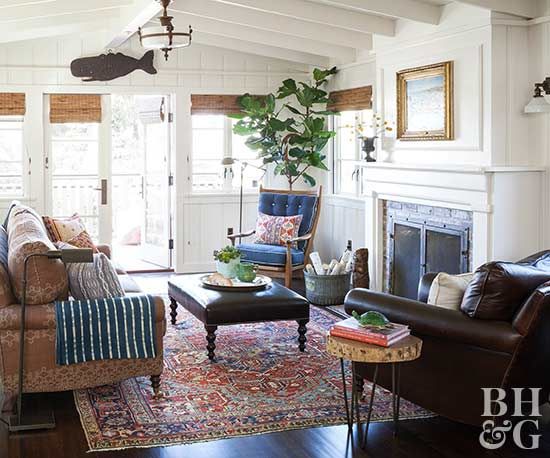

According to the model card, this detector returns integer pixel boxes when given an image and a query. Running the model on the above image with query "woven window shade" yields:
[0,93,26,116]
[327,86,372,112]
[49,94,102,123]
[191,94,265,115]
[191,94,243,115]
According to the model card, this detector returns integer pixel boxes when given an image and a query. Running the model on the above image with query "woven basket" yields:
[304,270,351,306]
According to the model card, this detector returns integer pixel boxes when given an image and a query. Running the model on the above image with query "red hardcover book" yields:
[332,317,409,343]
[330,327,410,347]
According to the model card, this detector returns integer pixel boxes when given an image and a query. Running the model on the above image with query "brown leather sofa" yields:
[0,204,166,411]
[344,250,550,427]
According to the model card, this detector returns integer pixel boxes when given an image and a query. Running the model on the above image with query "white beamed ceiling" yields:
[0,0,544,64]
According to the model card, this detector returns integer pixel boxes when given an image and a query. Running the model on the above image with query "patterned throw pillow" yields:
[254,212,303,246]
[56,242,124,300]
[43,214,98,252]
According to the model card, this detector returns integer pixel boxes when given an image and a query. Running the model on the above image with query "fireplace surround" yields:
[361,163,544,292]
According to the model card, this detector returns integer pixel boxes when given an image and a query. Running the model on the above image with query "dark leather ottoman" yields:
[168,274,310,360]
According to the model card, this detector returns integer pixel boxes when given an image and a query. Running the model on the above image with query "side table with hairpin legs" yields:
[326,333,422,448]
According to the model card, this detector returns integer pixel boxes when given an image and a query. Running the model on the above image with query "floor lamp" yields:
[221,157,266,236]
[8,248,94,432]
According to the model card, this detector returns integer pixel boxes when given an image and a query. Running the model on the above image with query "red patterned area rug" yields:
[74,306,432,452]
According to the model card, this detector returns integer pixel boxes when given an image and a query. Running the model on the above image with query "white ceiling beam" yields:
[193,32,329,67]
[0,0,55,9]
[0,9,120,44]
[105,0,163,49]
[453,0,539,19]
[170,11,358,61]
[0,0,130,23]
[321,0,441,25]
[171,0,372,49]
[204,0,394,36]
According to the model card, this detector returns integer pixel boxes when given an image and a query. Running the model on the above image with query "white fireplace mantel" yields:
[358,162,547,291]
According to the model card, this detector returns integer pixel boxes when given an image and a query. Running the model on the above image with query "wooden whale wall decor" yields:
[70,50,157,82]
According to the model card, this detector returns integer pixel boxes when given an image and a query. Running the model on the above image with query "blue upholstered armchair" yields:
[227,186,322,288]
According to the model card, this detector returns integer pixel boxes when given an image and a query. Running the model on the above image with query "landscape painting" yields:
[397,61,453,141]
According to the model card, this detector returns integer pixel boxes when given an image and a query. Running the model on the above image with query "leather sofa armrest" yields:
[344,289,522,354]
[417,272,438,303]
[517,250,550,265]
[96,244,111,259]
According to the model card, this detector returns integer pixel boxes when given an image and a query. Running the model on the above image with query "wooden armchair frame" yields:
[228,185,322,288]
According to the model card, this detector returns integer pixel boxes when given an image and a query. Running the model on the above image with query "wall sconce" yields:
[525,79,550,113]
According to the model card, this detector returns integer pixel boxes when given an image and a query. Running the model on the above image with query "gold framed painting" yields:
[396,61,454,141]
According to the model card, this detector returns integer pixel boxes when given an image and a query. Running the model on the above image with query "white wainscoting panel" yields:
[316,195,366,263]
[181,194,260,272]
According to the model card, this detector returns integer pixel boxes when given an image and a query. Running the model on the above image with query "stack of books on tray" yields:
[330,317,410,347]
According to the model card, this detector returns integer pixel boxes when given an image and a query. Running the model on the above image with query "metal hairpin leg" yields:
[361,364,378,449]
[352,362,362,444]
[392,363,401,436]
[340,358,351,429]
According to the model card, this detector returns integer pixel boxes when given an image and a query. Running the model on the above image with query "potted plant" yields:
[213,246,241,278]
[231,67,338,190]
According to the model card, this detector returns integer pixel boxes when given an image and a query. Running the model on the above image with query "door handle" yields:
[94,179,108,205]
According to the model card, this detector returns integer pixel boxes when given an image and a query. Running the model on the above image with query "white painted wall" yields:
[0,31,309,273]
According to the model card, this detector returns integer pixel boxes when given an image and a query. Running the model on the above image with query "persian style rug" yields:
[74,306,431,451]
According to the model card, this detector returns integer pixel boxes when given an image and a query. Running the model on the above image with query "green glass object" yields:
[237,263,258,282]
[352,310,389,328]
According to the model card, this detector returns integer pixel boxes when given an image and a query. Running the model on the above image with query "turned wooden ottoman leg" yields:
[169,297,178,325]
[150,374,162,398]
[297,319,308,352]
[205,325,218,361]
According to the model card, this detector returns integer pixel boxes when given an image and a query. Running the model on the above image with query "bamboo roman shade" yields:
[327,86,372,112]
[49,94,102,123]
[0,93,26,116]
[191,94,244,115]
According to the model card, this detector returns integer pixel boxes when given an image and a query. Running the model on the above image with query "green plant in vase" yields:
[214,246,241,278]
[230,67,338,190]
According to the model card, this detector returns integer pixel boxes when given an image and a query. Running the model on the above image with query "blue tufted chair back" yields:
[258,192,318,239]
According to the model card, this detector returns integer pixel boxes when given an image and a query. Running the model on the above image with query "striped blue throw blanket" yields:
[55,295,157,366]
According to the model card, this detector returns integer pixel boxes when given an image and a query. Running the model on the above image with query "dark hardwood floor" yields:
[4,396,550,458]
[3,274,550,458]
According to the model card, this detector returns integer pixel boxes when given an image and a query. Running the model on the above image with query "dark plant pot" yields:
[361,137,377,162]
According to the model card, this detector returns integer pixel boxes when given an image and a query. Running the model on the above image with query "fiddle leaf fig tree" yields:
[230,66,338,190]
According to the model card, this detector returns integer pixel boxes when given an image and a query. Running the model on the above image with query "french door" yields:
[45,99,110,244]
[45,93,173,270]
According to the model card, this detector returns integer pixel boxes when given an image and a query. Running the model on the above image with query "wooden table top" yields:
[326,334,422,363]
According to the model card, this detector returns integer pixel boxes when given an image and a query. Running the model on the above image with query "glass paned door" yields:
[142,120,171,267]
[111,94,172,270]
[47,121,105,242]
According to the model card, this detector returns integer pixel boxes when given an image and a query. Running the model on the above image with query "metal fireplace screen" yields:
[390,220,469,300]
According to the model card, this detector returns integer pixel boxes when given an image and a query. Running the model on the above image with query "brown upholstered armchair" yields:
[344,250,550,427]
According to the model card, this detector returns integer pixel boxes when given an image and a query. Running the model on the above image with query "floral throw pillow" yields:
[43,214,98,252]
[254,212,303,246]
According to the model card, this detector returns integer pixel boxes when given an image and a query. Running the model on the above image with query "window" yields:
[0,116,24,196]
[191,115,263,192]
[333,109,373,195]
